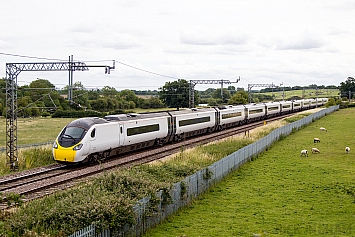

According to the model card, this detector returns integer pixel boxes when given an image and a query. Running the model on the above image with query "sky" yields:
[0,0,354,92]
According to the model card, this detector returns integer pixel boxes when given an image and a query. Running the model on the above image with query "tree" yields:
[339,77,355,99]
[212,88,231,101]
[90,98,108,111]
[159,79,197,108]
[88,89,100,100]
[141,97,165,109]
[227,86,236,95]
[62,81,91,110]
[26,79,62,112]
[228,90,248,105]
[118,89,139,106]
[101,86,118,98]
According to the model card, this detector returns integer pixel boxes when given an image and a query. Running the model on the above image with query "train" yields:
[52,98,328,164]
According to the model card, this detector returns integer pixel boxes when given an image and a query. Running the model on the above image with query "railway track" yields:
[0,114,291,210]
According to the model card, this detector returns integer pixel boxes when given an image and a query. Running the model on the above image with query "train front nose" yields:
[53,141,77,162]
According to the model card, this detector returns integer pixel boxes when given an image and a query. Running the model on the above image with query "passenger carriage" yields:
[169,108,217,141]
[279,100,292,114]
[301,99,311,110]
[292,100,302,112]
[244,103,266,123]
[309,98,317,108]
[264,102,281,118]
[218,105,246,129]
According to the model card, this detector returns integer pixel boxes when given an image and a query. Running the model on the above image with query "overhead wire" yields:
[115,61,181,80]
[1,51,244,91]
[1,51,230,83]
[0,52,67,61]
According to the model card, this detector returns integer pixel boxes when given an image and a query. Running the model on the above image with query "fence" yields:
[0,141,53,153]
[68,105,339,237]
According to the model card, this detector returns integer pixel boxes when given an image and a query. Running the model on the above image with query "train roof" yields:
[243,103,265,108]
[263,101,281,106]
[167,107,216,116]
[104,111,170,121]
[67,117,108,129]
[104,108,217,121]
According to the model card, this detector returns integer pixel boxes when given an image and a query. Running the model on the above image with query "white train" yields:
[53,98,328,164]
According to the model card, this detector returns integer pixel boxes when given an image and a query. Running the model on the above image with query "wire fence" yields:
[0,141,54,153]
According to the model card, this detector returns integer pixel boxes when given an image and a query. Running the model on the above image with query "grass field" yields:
[257,88,339,100]
[143,108,355,237]
[0,117,75,147]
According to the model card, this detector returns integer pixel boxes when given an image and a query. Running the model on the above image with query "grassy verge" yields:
[143,108,355,237]
[0,145,54,175]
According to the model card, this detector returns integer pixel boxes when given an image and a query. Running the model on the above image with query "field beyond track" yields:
[0,117,74,146]
[144,108,355,237]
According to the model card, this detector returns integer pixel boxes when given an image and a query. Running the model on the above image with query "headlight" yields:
[73,144,83,151]
[53,141,58,149]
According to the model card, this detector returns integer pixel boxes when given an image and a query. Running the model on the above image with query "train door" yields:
[89,128,97,152]
[215,110,220,126]
[81,130,92,156]
[119,124,125,146]
[166,112,176,142]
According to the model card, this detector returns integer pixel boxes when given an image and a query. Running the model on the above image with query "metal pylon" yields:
[247,83,276,103]
[5,59,89,171]
[189,78,240,108]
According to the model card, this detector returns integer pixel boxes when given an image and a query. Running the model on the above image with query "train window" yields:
[64,127,85,139]
[249,109,263,114]
[120,127,123,134]
[268,106,279,111]
[222,112,242,119]
[91,129,96,138]
[282,105,291,108]
[127,124,159,136]
[179,116,210,127]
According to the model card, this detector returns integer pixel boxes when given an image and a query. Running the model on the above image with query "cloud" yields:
[327,27,351,36]
[277,37,323,50]
[0,39,13,49]
[67,32,141,50]
[69,25,98,34]
[258,31,325,51]
[180,29,249,46]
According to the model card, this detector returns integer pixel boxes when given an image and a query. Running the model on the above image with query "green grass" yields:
[257,89,339,100]
[0,121,280,236]
[0,117,74,147]
[143,108,355,237]
[0,107,345,236]
[0,117,74,175]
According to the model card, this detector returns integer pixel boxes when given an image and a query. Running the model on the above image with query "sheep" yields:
[320,127,327,132]
[345,147,350,154]
[312,148,320,153]
[314,138,320,143]
[300,149,308,157]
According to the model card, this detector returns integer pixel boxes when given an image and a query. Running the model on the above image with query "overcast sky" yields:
[0,0,354,91]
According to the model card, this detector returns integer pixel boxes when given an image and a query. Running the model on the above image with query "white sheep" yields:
[320,127,327,132]
[300,149,308,157]
[345,147,350,154]
[314,138,320,143]
[312,148,320,153]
